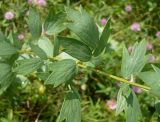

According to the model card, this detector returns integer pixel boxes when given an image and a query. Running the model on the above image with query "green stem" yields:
[19,50,151,91]
[77,64,150,91]
[18,50,35,55]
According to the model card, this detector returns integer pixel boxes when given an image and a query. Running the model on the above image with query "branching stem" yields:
[19,50,151,91]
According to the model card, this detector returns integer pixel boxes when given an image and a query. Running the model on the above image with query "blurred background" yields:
[0,0,160,122]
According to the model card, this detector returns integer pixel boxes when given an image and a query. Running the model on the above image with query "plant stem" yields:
[19,50,151,91]
[18,50,35,55]
[77,64,150,91]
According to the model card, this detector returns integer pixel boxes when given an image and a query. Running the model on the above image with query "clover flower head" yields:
[106,99,117,110]
[156,31,160,38]
[28,0,33,4]
[18,33,24,40]
[132,86,142,93]
[4,11,14,20]
[146,42,153,50]
[101,18,107,26]
[130,22,141,32]
[125,5,132,12]
[36,0,46,7]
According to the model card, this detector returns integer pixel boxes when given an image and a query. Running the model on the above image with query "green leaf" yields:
[125,91,142,122]
[152,65,160,73]
[11,32,22,49]
[116,84,129,115]
[93,19,110,56]
[53,37,60,57]
[37,72,50,81]
[70,83,81,99]
[66,7,99,49]
[121,40,148,79]
[28,8,42,39]
[13,58,43,75]
[0,72,15,95]
[59,91,81,122]
[31,44,48,59]
[4,54,19,66]
[155,101,160,115]
[0,63,11,78]
[45,59,76,87]
[116,85,142,122]
[44,8,66,35]
[0,41,18,56]
[59,37,92,62]
[38,37,54,57]
[0,63,15,94]
[0,31,7,42]
[138,65,160,97]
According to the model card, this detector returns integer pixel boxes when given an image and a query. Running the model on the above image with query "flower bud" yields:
[39,84,46,94]
[18,33,25,40]
[81,84,87,91]
[132,86,142,93]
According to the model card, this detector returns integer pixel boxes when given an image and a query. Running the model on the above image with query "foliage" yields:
[0,0,160,122]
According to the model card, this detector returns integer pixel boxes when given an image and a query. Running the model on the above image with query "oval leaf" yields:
[38,37,54,57]
[59,37,92,62]
[59,91,81,122]
[44,8,66,35]
[66,7,99,49]
[31,44,48,60]
[0,41,18,56]
[28,8,42,39]
[45,59,76,87]
[13,58,43,75]
[121,40,148,79]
